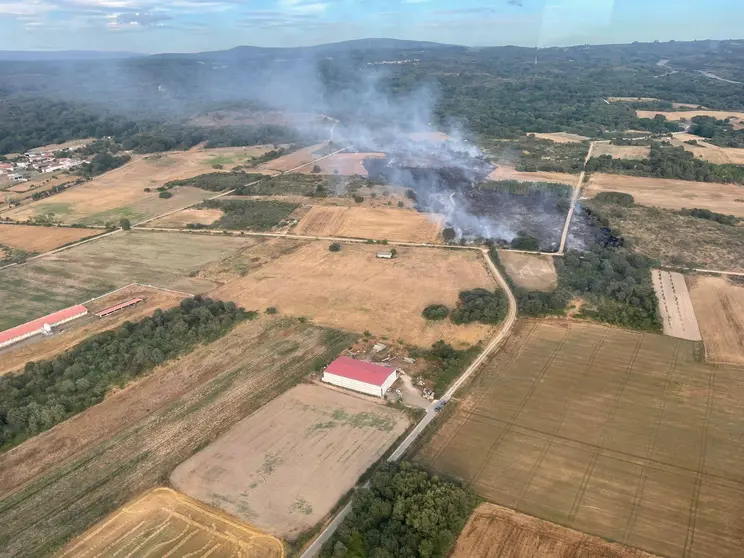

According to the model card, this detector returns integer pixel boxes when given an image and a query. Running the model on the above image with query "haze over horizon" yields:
[0,0,742,53]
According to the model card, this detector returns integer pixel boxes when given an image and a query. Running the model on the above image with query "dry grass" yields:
[172,384,409,539]
[452,503,657,558]
[294,206,443,243]
[258,143,330,173]
[297,153,385,176]
[636,110,744,121]
[488,166,577,186]
[417,319,744,558]
[0,319,355,557]
[651,269,701,341]
[497,251,558,291]
[0,284,184,376]
[148,207,224,228]
[670,134,744,165]
[27,138,94,154]
[593,143,651,159]
[1,147,272,225]
[0,224,98,252]
[59,488,284,558]
[687,275,744,364]
[212,242,496,347]
[584,173,744,218]
[531,132,590,143]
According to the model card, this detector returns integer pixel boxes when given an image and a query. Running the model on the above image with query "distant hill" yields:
[0,50,144,61]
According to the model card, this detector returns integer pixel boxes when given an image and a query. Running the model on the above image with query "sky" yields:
[0,0,742,53]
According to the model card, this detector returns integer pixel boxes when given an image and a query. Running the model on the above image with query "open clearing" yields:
[297,153,384,176]
[687,275,744,365]
[593,143,651,159]
[1,147,272,225]
[213,242,496,347]
[0,284,184,376]
[258,143,330,173]
[636,110,744,121]
[651,270,701,341]
[0,231,259,330]
[59,488,284,558]
[584,173,744,218]
[148,207,224,228]
[417,320,744,558]
[0,319,354,557]
[172,384,408,539]
[488,166,577,185]
[0,224,98,252]
[497,251,558,291]
[670,133,744,165]
[293,205,443,243]
[531,132,590,143]
[452,502,656,558]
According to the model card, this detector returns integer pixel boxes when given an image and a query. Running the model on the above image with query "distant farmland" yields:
[416,320,744,558]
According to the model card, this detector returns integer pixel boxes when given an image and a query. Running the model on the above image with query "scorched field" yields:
[416,320,744,558]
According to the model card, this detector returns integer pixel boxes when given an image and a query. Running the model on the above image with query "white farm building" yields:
[322,356,397,398]
[0,305,88,349]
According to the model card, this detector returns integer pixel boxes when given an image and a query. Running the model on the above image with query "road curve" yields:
[300,247,518,558]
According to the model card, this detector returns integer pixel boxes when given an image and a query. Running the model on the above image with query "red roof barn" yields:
[322,356,398,398]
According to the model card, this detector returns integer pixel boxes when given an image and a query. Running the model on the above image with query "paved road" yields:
[557,140,596,255]
[300,247,518,558]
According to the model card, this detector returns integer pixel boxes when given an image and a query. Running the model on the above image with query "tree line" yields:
[197,199,299,231]
[0,297,250,450]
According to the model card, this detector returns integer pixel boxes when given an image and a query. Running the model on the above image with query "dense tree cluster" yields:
[586,143,744,184]
[679,208,740,226]
[0,297,249,450]
[689,116,744,148]
[199,199,298,230]
[421,304,449,321]
[162,171,268,192]
[450,288,509,325]
[510,232,540,251]
[320,462,478,558]
[77,151,131,179]
[594,192,635,206]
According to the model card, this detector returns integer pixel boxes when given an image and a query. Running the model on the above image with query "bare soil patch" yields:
[212,242,496,347]
[593,143,651,159]
[294,206,443,243]
[688,275,744,364]
[59,487,284,558]
[172,384,408,539]
[636,109,744,121]
[259,143,330,173]
[585,173,744,218]
[531,132,590,143]
[488,166,577,186]
[497,251,558,291]
[452,503,657,558]
[651,269,701,341]
[0,224,97,252]
[148,207,224,228]
[417,319,744,558]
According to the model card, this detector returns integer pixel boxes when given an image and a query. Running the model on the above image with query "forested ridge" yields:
[0,297,250,450]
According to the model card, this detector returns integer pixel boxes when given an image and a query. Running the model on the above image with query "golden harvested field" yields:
[417,320,744,558]
[687,275,744,364]
[488,166,577,186]
[259,143,330,172]
[452,503,657,558]
[531,132,590,143]
[294,205,443,242]
[59,488,284,558]
[651,270,701,341]
[172,384,409,539]
[297,152,384,176]
[1,147,272,225]
[0,231,259,330]
[497,251,557,291]
[0,284,184,376]
[593,143,651,159]
[636,110,744,121]
[148,207,224,228]
[213,242,495,347]
[670,134,744,165]
[585,173,744,218]
[0,224,98,252]
[0,319,355,557]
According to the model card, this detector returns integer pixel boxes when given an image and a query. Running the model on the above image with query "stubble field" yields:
[258,143,330,173]
[172,384,409,539]
[651,270,702,341]
[212,242,496,347]
[531,132,590,143]
[497,251,558,291]
[636,110,744,121]
[0,224,98,252]
[488,166,577,185]
[593,143,651,160]
[417,320,744,558]
[1,147,272,225]
[585,173,744,218]
[670,134,744,165]
[687,275,744,364]
[293,205,443,242]
[59,488,284,558]
[452,503,656,558]
[0,318,355,557]
[147,207,225,228]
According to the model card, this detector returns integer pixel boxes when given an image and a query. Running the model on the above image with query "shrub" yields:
[211,163,224,169]
[594,191,635,206]
[397,201,404,208]
[354,195,364,203]
[143,187,151,192]
[265,307,278,314]
[159,191,173,199]
[312,164,321,173]
[328,242,341,252]
[451,288,509,325]
[119,218,131,231]
[510,232,540,251]
[422,304,449,321]
[442,227,456,242]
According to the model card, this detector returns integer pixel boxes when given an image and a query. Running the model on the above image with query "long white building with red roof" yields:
[322,356,398,398]
[0,305,88,349]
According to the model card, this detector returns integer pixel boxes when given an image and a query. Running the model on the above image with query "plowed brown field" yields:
[59,488,284,558]
[452,503,657,558]
[0,224,98,252]
[687,275,744,364]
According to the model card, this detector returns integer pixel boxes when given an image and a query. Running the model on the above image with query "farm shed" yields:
[322,356,397,398]
[376,252,393,259]
[96,298,143,318]
[0,304,88,348]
